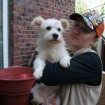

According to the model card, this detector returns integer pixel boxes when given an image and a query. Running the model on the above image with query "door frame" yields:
[3,0,9,68]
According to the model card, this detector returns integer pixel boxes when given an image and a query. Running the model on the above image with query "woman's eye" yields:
[74,23,79,27]
[57,28,61,32]
[81,28,89,33]
[46,26,51,30]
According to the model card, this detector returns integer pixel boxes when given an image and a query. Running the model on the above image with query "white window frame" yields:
[3,0,9,68]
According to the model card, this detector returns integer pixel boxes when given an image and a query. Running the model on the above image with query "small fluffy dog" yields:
[31,16,71,105]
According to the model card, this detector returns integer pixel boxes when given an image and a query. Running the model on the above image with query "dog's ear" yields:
[31,16,44,28]
[60,19,70,30]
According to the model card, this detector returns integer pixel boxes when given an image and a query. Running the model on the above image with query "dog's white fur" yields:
[31,16,71,105]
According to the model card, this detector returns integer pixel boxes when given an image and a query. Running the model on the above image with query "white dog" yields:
[31,16,71,105]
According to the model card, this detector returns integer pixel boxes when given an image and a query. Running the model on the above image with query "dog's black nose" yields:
[53,33,58,39]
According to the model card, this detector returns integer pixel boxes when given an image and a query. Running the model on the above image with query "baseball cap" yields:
[69,10,104,38]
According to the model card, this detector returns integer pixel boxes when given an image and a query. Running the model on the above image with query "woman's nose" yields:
[72,28,80,35]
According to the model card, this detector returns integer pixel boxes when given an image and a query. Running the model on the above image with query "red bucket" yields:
[0,66,35,94]
[0,91,31,105]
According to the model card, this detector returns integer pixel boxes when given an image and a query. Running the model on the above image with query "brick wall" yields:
[9,0,75,66]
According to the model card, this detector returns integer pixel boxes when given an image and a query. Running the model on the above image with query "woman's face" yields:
[69,20,98,51]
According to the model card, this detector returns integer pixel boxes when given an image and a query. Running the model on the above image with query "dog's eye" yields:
[46,26,51,30]
[57,28,61,32]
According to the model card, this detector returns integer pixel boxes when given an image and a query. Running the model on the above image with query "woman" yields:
[31,10,104,105]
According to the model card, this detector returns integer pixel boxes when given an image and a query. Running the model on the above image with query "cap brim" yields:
[69,13,94,31]
[69,13,83,21]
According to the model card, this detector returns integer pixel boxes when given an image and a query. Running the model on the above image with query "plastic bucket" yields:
[0,91,31,105]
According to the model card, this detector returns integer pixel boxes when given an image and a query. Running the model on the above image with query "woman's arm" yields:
[41,52,102,86]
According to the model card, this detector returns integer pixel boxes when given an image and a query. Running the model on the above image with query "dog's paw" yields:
[31,99,43,105]
[60,58,70,68]
[33,69,43,79]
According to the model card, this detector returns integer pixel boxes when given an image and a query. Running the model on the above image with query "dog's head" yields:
[31,16,70,44]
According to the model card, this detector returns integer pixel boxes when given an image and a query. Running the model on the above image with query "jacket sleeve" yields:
[41,52,102,86]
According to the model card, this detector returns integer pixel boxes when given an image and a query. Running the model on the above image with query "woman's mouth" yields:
[71,35,79,40]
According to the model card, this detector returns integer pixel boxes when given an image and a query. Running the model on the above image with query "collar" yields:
[72,47,97,58]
